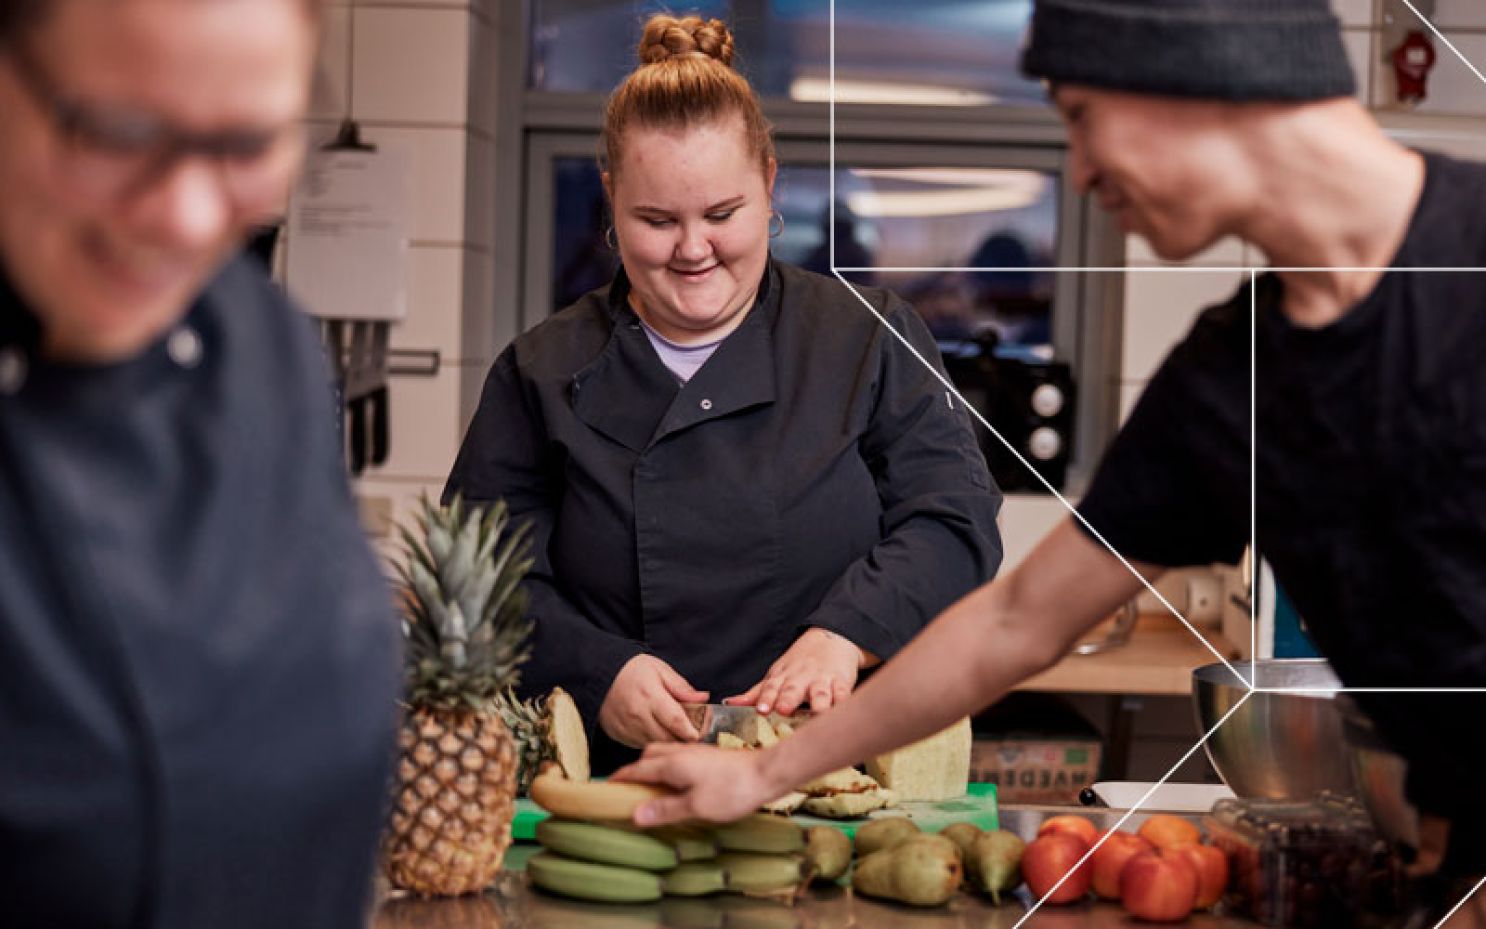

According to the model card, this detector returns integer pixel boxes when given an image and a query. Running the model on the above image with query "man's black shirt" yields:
[1078,152,1486,849]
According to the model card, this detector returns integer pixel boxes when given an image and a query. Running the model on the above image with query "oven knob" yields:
[1031,383,1065,417]
[1029,426,1062,461]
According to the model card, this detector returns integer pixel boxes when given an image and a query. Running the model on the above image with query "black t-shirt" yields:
[1078,152,1486,849]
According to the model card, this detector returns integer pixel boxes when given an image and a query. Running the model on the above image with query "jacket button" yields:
[167,326,202,369]
[699,398,713,410]
[0,347,27,395]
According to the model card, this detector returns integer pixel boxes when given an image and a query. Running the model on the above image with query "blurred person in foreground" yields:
[445,15,1001,773]
[0,1,399,926]
[617,0,1486,922]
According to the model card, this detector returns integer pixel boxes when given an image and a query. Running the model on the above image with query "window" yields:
[548,156,1060,358]
[529,0,1044,107]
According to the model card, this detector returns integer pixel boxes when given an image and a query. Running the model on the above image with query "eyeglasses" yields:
[4,41,306,208]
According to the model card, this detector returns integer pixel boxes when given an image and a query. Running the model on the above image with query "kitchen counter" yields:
[370,806,1272,929]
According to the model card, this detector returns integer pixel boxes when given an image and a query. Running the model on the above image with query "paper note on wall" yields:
[286,145,412,322]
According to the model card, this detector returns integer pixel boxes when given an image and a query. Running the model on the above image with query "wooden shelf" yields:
[1014,615,1241,696]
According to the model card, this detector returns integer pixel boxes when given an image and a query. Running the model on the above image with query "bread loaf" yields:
[866,717,972,801]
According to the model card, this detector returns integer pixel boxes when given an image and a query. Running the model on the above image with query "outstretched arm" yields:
[616,518,1158,825]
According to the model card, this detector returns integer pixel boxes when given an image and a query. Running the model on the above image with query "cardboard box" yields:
[970,736,1102,804]
[971,692,1104,804]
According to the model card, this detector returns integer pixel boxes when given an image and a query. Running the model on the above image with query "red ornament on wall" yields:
[1392,29,1437,104]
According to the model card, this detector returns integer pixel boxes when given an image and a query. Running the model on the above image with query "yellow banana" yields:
[660,861,728,897]
[709,814,805,854]
[529,771,670,821]
[536,819,679,871]
[526,851,663,903]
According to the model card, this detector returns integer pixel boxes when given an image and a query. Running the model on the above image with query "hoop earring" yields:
[604,225,617,251]
[768,210,785,239]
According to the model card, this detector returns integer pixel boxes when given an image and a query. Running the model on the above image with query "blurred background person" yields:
[446,14,1002,775]
[0,1,399,926]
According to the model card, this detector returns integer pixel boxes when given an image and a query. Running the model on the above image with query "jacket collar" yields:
[573,261,780,452]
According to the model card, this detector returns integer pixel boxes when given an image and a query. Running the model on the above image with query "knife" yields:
[679,703,810,744]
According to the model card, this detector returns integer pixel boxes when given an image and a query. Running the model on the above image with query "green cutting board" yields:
[511,781,996,841]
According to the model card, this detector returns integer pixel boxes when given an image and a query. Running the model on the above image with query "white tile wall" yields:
[360,128,468,244]
[998,495,1075,571]
[1121,270,1244,382]
[463,133,497,251]
[1343,29,1376,104]
[366,365,465,481]
[352,476,446,552]
[457,363,492,444]
[395,245,466,357]
[1334,0,1376,28]
[459,249,502,365]
[1119,382,1146,425]
[468,17,501,137]
[351,7,471,125]
[1125,235,1246,268]
[1434,0,1486,29]
[313,5,352,122]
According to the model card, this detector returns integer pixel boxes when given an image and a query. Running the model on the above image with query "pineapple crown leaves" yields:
[395,494,536,711]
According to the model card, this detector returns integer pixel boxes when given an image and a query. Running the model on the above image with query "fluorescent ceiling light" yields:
[845,170,1047,218]
[789,76,997,106]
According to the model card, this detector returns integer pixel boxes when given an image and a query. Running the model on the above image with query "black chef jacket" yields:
[447,260,1003,771]
[1078,151,1486,866]
[0,257,400,928]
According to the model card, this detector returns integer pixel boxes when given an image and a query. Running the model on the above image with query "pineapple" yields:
[494,685,590,794]
[385,494,534,897]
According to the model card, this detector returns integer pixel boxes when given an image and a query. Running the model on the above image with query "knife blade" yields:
[679,703,809,744]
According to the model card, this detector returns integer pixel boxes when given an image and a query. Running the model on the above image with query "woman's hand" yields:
[613,743,776,826]
[599,655,709,748]
[726,627,875,716]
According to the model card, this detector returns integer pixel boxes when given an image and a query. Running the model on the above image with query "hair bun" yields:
[638,15,735,67]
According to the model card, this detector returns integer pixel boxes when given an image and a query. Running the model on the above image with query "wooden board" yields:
[512,782,997,841]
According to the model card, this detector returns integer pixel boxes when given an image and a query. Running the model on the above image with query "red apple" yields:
[1171,841,1229,910]
[1119,847,1199,922]
[1090,830,1154,900]
[1037,814,1099,847]
[1136,813,1202,849]
[1022,832,1093,905]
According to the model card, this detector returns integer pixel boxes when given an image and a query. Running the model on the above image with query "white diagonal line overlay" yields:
[825,0,1486,924]
[1009,691,1255,925]
[830,271,1243,684]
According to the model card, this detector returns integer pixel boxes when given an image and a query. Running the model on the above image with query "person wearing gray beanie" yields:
[613,5,1486,925]
[1022,0,1356,101]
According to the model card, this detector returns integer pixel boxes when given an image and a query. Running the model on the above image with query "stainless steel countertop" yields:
[371,806,1271,929]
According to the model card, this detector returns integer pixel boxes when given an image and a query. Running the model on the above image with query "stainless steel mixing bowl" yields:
[1191,659,1359,799]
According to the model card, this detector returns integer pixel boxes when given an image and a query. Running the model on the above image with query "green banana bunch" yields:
[647,824,719,862]
[660,861,728,897]
[709,814,806,854]
[715,852,810,894]
[526,852,663,903]
[536,819,678,871]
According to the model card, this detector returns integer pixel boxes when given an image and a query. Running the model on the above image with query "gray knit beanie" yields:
[1022,0,1356,102]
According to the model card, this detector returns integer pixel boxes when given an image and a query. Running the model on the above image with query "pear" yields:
[852,836,962,907]
[938,823,982,858]
[966,829,1026,905]
[803,826,852,882]
[853,816,920,857]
